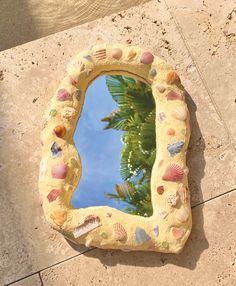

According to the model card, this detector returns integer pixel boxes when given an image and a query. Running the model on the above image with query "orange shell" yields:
[54,125,66,138]
[166,71,180,84]
[50,209,67,226]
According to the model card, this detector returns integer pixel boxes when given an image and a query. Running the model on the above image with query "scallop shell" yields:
[167,141,184,156]
[166,90,183,100]
[156,84,166,93]
[171,106,188,121]
[113,223,127,241]
[162,164,184,182]
[177,210,189,223]
[94,49,106,60]
[172,227,185,240]
[135,227,151,245]
[73,215,101,238]
[47,189,62,203]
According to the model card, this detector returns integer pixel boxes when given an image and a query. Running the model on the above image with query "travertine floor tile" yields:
[40,191,236,286]
[165,0,236,148]
[1,1,235,284]
[8,274,42,286]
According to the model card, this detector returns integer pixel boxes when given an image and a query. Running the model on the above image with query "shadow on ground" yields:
[67,90,209,270]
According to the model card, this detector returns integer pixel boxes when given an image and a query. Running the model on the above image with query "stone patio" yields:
[0,0,235,285]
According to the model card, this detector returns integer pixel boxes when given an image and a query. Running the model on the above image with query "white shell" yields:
[73,216,100,238]
[171,106,187,121]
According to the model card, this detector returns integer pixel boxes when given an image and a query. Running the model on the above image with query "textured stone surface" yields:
[1,0,236,284]
[0,0,149,51]
[40,191,236,286]
[9,274,42,286]
[166,0,236,148]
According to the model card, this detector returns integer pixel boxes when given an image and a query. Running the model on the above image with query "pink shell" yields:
[112,48,123,60]
[51,164,68,179]
[113,223,127,241]
[140,52,154,64]
[172,227,185,239]
[166,90,183,100]
[171,106,187,121]
[47,189,62,202]
[57,89,71,101]
[162,164,184,182]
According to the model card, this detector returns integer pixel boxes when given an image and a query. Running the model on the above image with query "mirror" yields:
[72,75,156,217]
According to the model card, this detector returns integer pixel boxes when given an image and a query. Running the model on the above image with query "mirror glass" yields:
[72,75,155,217]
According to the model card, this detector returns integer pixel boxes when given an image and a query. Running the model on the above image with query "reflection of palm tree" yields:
[102,75,156,217]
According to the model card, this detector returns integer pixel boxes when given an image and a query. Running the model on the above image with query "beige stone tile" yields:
[9,274,42,286]
[1,0,235,284]
[0,0,150,51]
[40,191,236,286]
[165,0,236,148]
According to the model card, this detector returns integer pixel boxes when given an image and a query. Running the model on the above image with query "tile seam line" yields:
[5,189,236,285]
[4,248,94,286]
[163,0,236,152]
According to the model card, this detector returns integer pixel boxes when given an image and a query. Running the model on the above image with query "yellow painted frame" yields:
[39,43,192,253]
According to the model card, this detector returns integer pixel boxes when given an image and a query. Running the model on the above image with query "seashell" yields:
[85,69,93,77]
[65,185,73,192]
[167,128,175,136]
[112,48,123,60]
[72,89,81,101]
[51,142,62,158]
[140,52,154,64]
[166,90,183,100]
[50,209,67,226]
[70,157,78,168]
[135,227,151,245]
[57,89,71,101]
[161,241,169,249]
[69,74,78,86]
[83,55,93,63]
[153,225,159,237]
[158,159,163,167]
[149,68,157,77]
[167,141,184,157]
[127,49,137,60]
[171,106,188,121]
[39,158,47,182]
[179,186,189,203]
[177,210,189,223]
[157,185,164,195]
[162,164,184,182]
[166,193,178,206]
[158,112,166,123]
[85,237,93,247]
[94,49,106,60]
[100,232,108,239]
[172,227,185,240]
[156,84,166,93]
[49,109,57,117]
[77,61,85,72]
[113,223,127,241]
[54,125,66,138]
[158,209,168,219]
[47,189,62,203]
[51,164,68,179]
[166,71,180,84]
[106,212,112,218]
[73,215,101,238]
[62,107,76,120]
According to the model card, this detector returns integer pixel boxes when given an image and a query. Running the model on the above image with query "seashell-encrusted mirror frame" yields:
[39,43,192,253]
